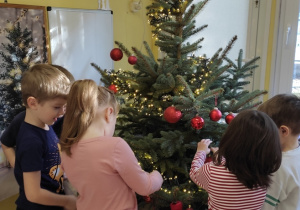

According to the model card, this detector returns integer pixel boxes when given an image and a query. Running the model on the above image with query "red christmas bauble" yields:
[163,106,182,123]
[209,107,222,122]
[108,84,118,93]
[191,116,204,130]
[143,196,151,203]
[110,48,123,61]
[128,55,137,65]
[204,155,213,164]
[225,113,235,124]
[170,201,183,210]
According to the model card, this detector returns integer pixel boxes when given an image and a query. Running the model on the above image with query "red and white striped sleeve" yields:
[189,150,211,190]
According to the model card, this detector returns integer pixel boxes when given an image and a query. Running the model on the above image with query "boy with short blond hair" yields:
[258,94,300,210]
[1,64,75,168]
[14,64,76,210]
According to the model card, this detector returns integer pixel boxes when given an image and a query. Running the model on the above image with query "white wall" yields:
[187,0,249,60]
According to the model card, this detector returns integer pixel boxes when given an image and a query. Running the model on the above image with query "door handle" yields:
[286,25,291,45]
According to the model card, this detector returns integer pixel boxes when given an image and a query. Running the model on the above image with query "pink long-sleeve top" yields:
[61,136,163,210]
[189,151,267,210]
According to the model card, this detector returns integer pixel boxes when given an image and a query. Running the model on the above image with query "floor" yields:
[0,194,18,210]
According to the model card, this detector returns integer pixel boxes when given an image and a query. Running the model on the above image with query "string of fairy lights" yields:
[104,58,213,118]
[139,156,202,202]
[158,175,204,205]
[103,52,215,120]
[134,150,200,203]
[147,0,188,26]
[103,69,165,116]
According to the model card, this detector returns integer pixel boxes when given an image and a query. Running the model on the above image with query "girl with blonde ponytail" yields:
[60,80,163,210]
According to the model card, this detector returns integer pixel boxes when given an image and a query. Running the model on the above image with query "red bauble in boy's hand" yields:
[209,107,222,121]
[108,84,118,93]
[225,112,235,124]
[163,106,182,123]
[110,48,123,61]
[191,116,204,129]
[128,55,137,65]
[170,201,183,210]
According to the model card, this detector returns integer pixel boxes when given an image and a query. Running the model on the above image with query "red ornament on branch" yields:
[191,116,204,130]
[225,112,235,124]
[170,201,183,210]
[108,84,118,93]
[110,48,123,61]
[209,107,222,122]
[128,55,137,65]
[163,106,182,123]
[143,196,151,203]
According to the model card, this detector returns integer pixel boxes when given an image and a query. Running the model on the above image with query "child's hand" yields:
[210,147,219,154]
[64,195,77,210]
[197,139,212,154]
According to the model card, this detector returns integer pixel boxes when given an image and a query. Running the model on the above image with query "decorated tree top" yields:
[92,0,266,209]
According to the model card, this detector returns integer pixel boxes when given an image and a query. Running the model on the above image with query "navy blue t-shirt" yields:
[14,122,64,210]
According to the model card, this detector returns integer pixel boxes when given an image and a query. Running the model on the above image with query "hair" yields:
[60,79,120,156]
[51,64,75,83]
[214,109,282,189]
[257,94,300,135]
[21,64,71,107]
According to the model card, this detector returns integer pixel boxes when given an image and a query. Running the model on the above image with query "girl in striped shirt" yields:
[190,110,282,210]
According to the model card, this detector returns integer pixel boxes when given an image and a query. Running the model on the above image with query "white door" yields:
[292,8,300,95]
[270,0,300,96]
[246,0,300,97]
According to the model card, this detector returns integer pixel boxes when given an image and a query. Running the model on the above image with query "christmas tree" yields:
[0,21,42,131]
[92,0,266,209]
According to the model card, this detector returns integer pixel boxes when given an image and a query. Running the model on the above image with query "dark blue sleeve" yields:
[0,111,26,147]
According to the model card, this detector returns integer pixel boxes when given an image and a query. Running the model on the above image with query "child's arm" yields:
[189,139,212,190]
[0,111,26,167]
[261,178,283,210]
[1,143,15,167]
[23,171,77,210]
[114,139,163,196]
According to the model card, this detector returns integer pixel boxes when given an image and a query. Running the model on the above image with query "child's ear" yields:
[27,97,38,109]
[105,107,114,123]
[279,125,290,137]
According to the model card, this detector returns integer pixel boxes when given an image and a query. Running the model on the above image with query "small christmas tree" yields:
[0,21,42,131]
[92,0,266,209]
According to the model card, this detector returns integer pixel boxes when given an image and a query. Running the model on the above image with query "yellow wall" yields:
[5,0,154,70]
